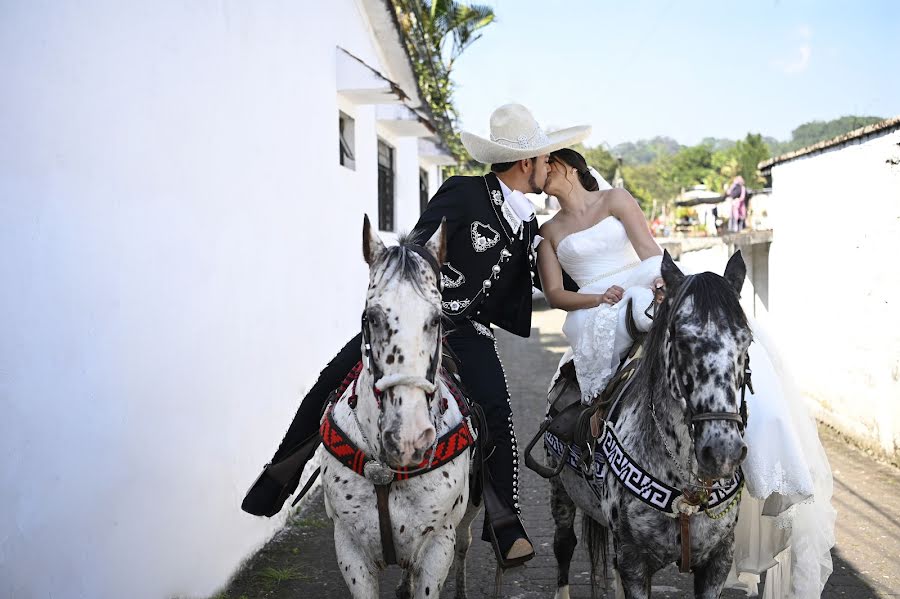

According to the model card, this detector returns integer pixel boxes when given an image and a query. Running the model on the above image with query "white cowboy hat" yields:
[460,103,591,164]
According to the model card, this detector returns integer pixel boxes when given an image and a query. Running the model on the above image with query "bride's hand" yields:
[652,277,666,304]
[599,285,624,305]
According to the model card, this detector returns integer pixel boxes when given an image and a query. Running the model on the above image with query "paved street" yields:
[216,304,900,598]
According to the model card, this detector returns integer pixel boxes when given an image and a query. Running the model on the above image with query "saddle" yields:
[525,298,646,479]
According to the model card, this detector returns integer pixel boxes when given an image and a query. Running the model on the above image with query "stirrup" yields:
[482,479,534,569]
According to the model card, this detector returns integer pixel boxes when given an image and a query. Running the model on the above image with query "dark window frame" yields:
[377,139,395,232]
[339,111,355,170]
[419,168,429,214]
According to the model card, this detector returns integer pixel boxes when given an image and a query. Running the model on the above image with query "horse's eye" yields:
[430,316,441,328]
[366,308,385,327]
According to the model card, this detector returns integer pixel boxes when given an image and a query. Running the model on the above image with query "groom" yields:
[242,103,590,566]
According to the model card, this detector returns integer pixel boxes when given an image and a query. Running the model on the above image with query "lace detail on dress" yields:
[572,302,620,404]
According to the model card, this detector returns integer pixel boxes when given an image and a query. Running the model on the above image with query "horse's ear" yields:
[423,218,447,266]
[362,214,386,266]
[660,250,685,291]
[724,250,746,295]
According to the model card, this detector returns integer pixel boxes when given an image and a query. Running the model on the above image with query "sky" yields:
[450,0,900,147]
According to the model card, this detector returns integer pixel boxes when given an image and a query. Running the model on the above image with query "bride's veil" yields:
[589,166,613,190]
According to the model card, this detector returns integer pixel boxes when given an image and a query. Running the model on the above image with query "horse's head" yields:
[361,215,446,467]
[659,250,752,481]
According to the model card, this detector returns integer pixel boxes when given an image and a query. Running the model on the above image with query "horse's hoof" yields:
[553,585,571,599]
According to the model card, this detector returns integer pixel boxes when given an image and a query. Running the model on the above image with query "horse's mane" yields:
[371,232,436,299]
[642,272,749,382]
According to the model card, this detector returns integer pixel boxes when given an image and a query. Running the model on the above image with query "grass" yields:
[255,566,308,590]
[288,514,330,530]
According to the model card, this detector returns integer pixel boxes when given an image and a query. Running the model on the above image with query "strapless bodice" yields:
[556,216,640,289]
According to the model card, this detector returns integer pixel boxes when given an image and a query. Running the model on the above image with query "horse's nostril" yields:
[701,445,714,464]
[739,444,748,462]
[416,427,436,450]
[383,430,400,453]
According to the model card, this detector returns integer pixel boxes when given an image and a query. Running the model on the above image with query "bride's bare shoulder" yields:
[538,215,561,239]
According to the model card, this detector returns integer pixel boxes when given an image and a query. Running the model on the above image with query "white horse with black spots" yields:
[320,216,481,599]
[542,251,753,599]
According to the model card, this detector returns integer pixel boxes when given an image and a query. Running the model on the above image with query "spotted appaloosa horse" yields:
[320,216,480,599]
[549,251,752,599]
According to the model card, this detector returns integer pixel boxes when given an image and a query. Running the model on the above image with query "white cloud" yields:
[775,25,813,74]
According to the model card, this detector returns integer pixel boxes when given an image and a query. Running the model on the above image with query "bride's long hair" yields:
[549,148,600,194]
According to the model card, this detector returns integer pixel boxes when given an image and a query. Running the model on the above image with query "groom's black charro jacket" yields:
[413,172,540,337]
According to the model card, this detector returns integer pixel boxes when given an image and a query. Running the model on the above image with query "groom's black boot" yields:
[241,333,362,517]
[241,433,321,517]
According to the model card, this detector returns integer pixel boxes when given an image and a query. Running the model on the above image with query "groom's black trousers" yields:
[269,320,520,541]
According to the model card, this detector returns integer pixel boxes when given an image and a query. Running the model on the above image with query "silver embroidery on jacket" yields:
[442,298,472,314]
[471,221,500,253]
[471,320,494,338]
[441,263,465,289]
[501,201,522,235]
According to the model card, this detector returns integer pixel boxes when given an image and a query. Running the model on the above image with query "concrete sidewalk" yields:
[214,305,899,598]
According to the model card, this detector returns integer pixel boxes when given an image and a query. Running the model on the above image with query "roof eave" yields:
[760,115,900,172]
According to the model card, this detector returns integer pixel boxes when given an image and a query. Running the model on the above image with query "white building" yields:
[759,116,900,463]
[0,2,453,598]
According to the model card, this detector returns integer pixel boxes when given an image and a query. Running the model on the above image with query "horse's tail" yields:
[582,513,609,599]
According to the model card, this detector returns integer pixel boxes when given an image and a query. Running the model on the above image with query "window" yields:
[419,168,429,214]
[377,139,395,231]
[339,112,355,170]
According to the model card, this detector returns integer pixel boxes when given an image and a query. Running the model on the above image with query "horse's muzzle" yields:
[697,437,747,480]
[383,426,436,467]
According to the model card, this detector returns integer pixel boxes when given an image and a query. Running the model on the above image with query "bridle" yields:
[342,243,471,567]
[664,274,752,435]
[359,243,445,414]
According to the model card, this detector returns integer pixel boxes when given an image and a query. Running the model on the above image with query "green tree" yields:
[621,163,678,214]
[783,115,884,153]
[392,0,495,168]
[732,133,770,187]
[662,144,715,190]
[612,136,681,165]
[573,143,618,184]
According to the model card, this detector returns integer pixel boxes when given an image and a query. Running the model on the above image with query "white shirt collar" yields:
[497,178,536,222]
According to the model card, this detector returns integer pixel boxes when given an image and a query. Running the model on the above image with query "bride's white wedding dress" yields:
[552,217,835,598]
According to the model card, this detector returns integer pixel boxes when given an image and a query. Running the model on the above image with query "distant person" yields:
[727,175,747,232]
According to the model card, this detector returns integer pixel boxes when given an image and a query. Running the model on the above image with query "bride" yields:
[536,148,835,597]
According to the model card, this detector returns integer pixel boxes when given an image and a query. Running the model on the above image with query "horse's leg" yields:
[692,532,735,599]
[333,523,379,598]
[395,569,413,599]
[614,541,651,599]
[550,470,578,599]
[452,503,481,599]
[410,532,457,599]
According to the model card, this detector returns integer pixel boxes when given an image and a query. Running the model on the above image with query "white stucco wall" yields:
[0,2,442,598]
[766,127,900,460]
